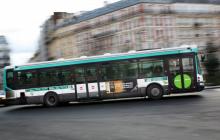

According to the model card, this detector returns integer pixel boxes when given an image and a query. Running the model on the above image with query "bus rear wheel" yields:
[44,92,59,107]
[147,84,163,100]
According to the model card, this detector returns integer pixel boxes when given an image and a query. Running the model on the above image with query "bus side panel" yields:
[112,80,141,98]
[99,80,141,99]
[15,85,77,104]
[137,77,169,95]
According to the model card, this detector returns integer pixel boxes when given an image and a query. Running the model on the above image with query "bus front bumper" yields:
[0,95,6,104]
[197,82,205,91]
[0,98,6,105]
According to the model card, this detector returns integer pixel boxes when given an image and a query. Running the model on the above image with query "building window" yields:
[145,16,152,26]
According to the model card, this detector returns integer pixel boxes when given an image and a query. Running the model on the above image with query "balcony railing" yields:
[93,30,117,38]
[75,24,92,32]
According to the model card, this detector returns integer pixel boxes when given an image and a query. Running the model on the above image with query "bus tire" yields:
[44,92,59,107]
[147,84,163,100]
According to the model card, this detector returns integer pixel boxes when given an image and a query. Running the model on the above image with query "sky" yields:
[0,0,119,65]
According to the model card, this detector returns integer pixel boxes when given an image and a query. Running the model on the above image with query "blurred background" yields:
[1,0,220,89]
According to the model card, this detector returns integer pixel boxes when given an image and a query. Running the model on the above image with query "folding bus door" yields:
[75,67,88,99]
[166,54,196,93]
[85,66,100,99]
[75,66,100,100]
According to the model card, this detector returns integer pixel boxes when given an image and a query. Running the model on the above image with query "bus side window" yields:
[139,59,164,78]
[86,67,97,82]
[139,61,152,78]
[16,72,23,87]
[152,64,163,77]
[101,61,138,81]
[75,67,85,83]
[39,71,49,87]
[50,70,60,86]
[61,68,75,85]
[39,69,62,87]
[119,62,138,79]
[70,71,76,83]
[57,71,65,84]
[16,71,38,89]
[100,63,110,81]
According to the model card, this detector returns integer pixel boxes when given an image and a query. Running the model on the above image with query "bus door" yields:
[166,54,196,93]
[75,66,100,100]
[85,66,100,99]
[75,67,87,99]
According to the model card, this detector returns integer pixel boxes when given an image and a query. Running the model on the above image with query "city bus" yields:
[3,45,204,107]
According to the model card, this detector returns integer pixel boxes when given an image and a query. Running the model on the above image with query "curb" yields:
[205,86,220,89]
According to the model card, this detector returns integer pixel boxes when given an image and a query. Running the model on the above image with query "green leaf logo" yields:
[174,74,192,89]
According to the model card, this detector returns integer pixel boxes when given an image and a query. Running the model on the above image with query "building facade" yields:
[0,36,10,89]
[29,12,74,62]
[31,0,220,61]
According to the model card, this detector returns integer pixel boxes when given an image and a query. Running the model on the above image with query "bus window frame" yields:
[99,59,139,81]
[138,57,166,79]
[15,70,39,89]
[38,66,76,87]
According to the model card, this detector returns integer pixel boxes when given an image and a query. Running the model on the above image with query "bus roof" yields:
[8,45,198,71]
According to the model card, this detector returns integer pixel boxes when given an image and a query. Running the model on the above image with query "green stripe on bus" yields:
[145,76,168,82]
[25,85,71,92]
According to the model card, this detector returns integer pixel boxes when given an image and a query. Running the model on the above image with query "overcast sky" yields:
[0,0,119,65]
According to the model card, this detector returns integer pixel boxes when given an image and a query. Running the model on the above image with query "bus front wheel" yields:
[147,84,163,100]
[44,92,59,107]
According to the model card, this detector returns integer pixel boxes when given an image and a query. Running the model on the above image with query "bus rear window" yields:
[6,70,14,89]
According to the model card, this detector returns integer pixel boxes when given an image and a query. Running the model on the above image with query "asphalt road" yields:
[0,89,220,140]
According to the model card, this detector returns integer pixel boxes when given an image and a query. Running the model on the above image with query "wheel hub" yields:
[151,88,160,96]
[48,96,56,103]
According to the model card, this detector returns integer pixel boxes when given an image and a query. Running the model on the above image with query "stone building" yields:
[0,36,10,89]
[29,12,74,62]
[31,0,220,61]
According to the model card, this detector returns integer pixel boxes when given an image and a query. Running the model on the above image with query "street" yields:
[0,89,220,140]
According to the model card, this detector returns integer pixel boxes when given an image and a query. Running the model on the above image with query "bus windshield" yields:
[6,69,14,89]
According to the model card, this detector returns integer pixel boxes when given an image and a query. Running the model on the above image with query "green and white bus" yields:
[3,45,204,107]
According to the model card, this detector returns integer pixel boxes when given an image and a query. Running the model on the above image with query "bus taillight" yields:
[6,91,11,98]
[6,90,14,98]
[198,76,200,82]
